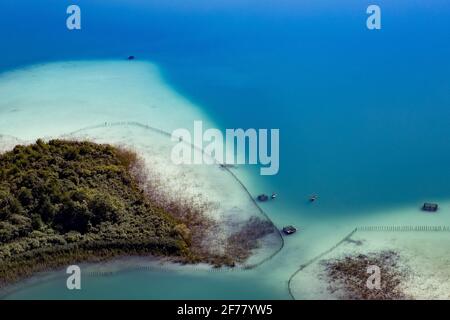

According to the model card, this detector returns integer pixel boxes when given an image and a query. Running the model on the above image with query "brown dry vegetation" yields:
[129,155,275,267]
[322,250,410,300]
[0,139,274,286]
[225,217,275,263]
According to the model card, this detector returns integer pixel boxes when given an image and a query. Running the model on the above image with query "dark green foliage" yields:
[0,140,192,285]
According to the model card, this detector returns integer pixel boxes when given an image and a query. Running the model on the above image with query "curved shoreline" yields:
[3,60,448,300]
[0,121,285,297]
[67,120,285,269]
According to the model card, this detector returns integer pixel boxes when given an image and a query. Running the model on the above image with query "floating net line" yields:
[66,121,285,273]
[287,228,357,300]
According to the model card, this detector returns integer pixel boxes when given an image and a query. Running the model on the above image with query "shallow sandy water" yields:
[1,60,449,299]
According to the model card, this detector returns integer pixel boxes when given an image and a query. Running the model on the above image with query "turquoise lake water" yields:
[1,0,449,299]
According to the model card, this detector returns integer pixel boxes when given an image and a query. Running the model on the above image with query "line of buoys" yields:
[357,226,450,232]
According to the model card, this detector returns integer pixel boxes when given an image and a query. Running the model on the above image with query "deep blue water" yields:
[3,0,449,213]
[1,0,449,299]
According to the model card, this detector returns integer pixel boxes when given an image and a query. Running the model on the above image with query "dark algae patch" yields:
[0,140,195,286]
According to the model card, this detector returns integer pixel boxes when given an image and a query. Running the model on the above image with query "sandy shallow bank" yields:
[64,123,283,265]
[289,216,450,300]
[2,60,449,300]
[0,61,282,295]
[0,60,216,141]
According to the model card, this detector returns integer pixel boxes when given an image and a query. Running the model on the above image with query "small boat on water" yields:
[422,203,438,212]
[257,193,278,202]
[257,194,269,202]
[282,225,297,235]
[309,194,318,202]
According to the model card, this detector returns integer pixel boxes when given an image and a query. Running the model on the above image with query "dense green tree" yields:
[0,140,193,286]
